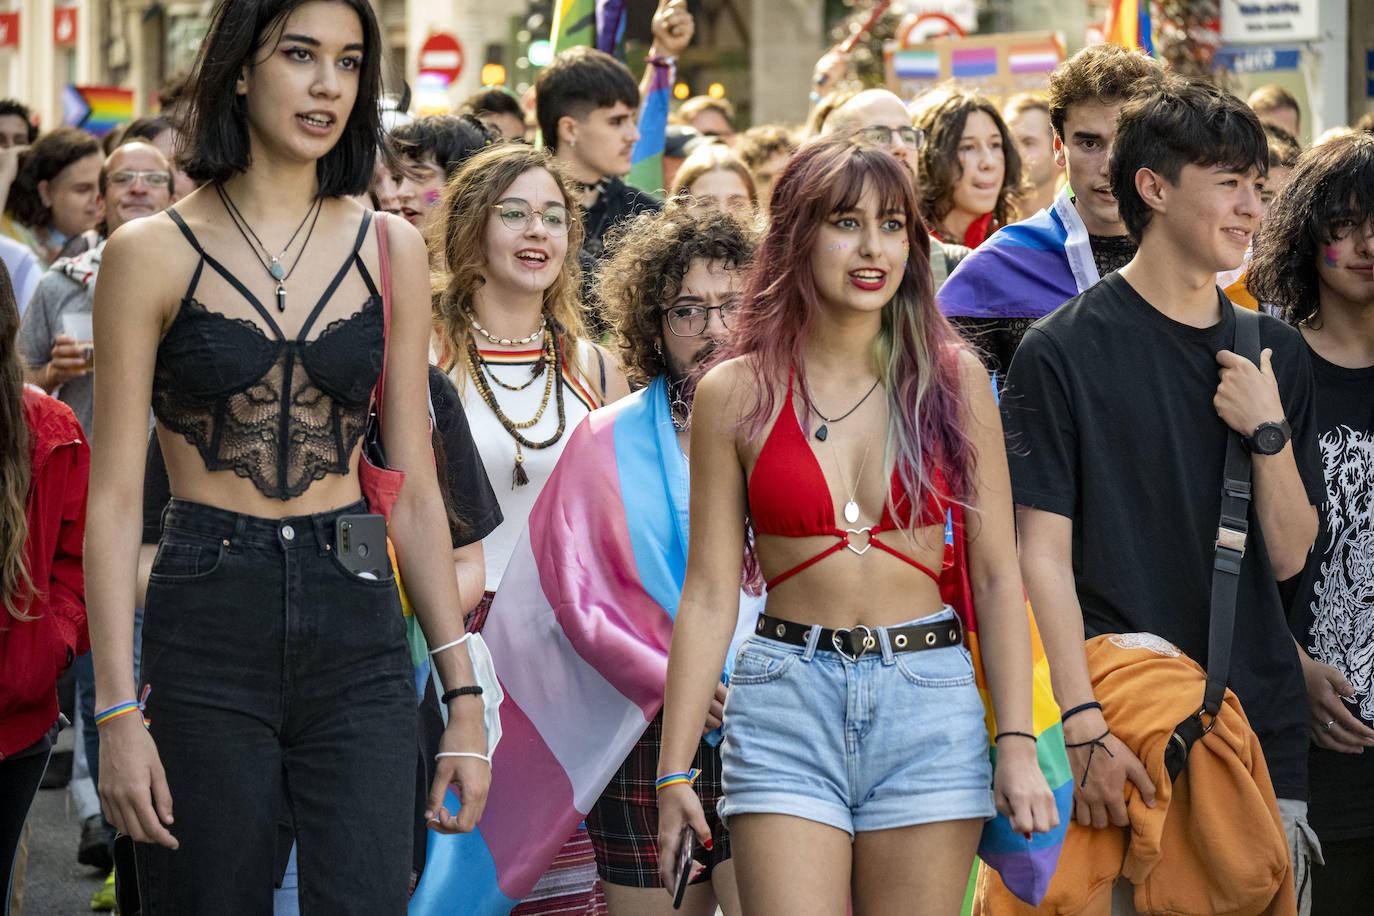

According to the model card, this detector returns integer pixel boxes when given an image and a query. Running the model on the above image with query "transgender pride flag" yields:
[411,379,758,915]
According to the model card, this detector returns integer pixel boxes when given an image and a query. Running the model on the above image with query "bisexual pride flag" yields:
[410,378,760,915]
[938,190,1102,323]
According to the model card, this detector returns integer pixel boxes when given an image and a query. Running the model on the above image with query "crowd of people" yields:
[1,0,1372,914]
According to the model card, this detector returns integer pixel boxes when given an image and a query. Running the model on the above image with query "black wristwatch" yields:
[1243,418,1291,455]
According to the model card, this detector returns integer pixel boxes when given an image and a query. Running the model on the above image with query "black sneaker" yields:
[78,814,114,872]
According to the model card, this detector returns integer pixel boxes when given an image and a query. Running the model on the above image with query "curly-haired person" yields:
[586,205,761,916]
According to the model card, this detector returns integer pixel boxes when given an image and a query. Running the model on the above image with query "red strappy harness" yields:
[748,370,951,590]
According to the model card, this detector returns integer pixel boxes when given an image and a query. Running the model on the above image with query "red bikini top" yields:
[748,369,950,589]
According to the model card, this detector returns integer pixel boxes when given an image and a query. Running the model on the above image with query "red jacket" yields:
[0,386,89,759]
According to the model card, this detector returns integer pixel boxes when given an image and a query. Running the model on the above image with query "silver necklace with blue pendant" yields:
[217,185,323,312]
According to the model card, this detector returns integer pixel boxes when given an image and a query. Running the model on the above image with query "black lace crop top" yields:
[152,208,384,500]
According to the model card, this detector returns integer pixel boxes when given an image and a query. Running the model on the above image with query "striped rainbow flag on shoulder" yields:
[944,506,1073,906]
[411,379,759,915]
[1105,0,1153,55]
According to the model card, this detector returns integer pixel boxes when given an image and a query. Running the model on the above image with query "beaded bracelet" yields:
[95,685,151,729]
[1060,701,1103,723]
[441,685,484,704]
[654,769,701,792]
[994,730,1037,744]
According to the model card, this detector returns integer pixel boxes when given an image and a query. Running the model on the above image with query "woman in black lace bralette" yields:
[83,1,490,911]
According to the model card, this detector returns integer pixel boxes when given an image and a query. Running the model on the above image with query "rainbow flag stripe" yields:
[410,378,760,915]
[951,46,998,78]
[1106,0,1153,55]
[943,506,1073,905]
[63,85,133,137]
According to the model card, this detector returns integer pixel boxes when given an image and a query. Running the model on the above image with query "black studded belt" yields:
[753,612,964,661]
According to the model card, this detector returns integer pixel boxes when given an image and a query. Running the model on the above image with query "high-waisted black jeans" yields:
[135,499,416,915]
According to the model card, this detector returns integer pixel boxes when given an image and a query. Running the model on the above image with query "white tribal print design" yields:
[1307,424,1374,721]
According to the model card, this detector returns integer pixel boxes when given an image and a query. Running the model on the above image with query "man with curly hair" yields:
[491,206,763,916]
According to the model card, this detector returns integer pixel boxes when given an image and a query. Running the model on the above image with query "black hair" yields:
[534,47,639,154]
[1263,122,1302,170]
[1248,132,1374,326]
[1110,75,1268,241]
[4,127,102,228]
[0,100,37,143]
[178,0,392,197]
[389,114,500,180]
[123,116,174,145]
[459,88,523,122]
[1047,44,1161,141]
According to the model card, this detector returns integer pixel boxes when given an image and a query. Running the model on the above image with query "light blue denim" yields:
[719,606,994,836]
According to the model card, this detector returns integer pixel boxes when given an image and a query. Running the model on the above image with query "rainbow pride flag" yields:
[62,85,133,137]
[939,190,1101,322]
[627,54,672,195]
[551,0,595,54]
[1105,0,1153,55]
[943,506,1073,905]
[410,377,760,915]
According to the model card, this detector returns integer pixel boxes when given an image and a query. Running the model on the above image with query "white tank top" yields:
[452,337,602,589]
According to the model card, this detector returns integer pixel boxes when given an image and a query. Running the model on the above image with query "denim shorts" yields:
[136,498,416,915]
[719,606,994,836]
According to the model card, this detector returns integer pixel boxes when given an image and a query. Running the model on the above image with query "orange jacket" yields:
[975,633,1294,916]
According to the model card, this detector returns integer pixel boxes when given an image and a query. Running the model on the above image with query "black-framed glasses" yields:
[493,198,571,236]
[108,169,172,188]
[861,125,925,150]
[661,302,736,337]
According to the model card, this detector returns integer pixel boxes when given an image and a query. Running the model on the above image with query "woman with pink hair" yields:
[656,137,1056,914]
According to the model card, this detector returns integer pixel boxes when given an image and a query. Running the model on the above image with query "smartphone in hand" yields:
[671,824,695,909]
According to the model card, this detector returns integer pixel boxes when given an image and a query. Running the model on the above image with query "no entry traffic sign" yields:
[419,32,464,84]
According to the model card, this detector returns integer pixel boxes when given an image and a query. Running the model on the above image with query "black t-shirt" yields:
[1001,272,1324,800]
[143,365,502,548]
[1284,344,1374,839]
[579,177,662,335]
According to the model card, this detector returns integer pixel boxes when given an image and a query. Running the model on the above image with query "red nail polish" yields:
[704,837,713,850]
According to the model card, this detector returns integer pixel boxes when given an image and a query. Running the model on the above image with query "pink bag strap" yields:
[374,210,391,416]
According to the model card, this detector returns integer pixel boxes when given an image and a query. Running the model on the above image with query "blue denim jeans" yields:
[135,499,416,915]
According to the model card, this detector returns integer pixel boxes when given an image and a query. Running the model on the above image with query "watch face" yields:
[1255,425,1286,454]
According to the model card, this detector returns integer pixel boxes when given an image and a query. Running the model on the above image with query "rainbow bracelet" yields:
[654,769,701,792]
[94,686,151,729]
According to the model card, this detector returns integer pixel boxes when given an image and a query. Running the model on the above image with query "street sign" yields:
[1220,0,1318,44]
[54,6,77,47]
[419,32,464,84]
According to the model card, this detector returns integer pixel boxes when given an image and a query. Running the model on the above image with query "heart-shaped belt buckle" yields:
[832,624,876,660]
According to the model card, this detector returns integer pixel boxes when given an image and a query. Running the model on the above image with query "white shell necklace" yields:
[468,309,546,347]
[830,427,877,525]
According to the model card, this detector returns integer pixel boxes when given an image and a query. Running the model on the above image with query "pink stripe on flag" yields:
[480,694,585,898]
[486,528,656,810]
[526,409,675,712]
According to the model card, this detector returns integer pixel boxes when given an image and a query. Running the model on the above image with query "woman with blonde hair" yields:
[432,141,628,914]
[669,144,757,215]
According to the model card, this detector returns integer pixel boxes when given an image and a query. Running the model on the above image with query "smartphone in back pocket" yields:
[335,514,389,580]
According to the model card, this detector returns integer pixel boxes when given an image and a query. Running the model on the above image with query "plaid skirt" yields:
[585,712,730,888]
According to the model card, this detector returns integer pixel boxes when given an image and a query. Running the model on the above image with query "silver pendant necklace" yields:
[831,428,877,525]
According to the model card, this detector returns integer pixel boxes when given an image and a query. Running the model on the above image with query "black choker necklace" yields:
[810,378,881,441]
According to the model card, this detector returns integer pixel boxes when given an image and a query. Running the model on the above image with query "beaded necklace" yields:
[464,330,567,487]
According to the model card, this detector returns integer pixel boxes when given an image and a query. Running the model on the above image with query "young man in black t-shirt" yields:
[1248,132,1374,912]
[1002,76,1324,911]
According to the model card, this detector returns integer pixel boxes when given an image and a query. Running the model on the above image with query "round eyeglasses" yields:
[493,199,571,236]
[661,302,736,338]
[860,125,926,151]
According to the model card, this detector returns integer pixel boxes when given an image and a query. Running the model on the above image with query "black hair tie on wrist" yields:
[441,685,484,704]
[1060,701,1103,722]
[1065,727,1114,788]
[994,730,1037,744]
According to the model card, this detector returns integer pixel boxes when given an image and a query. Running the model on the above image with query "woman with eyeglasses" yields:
[911,86,1023,249]
[432,142,628,914]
